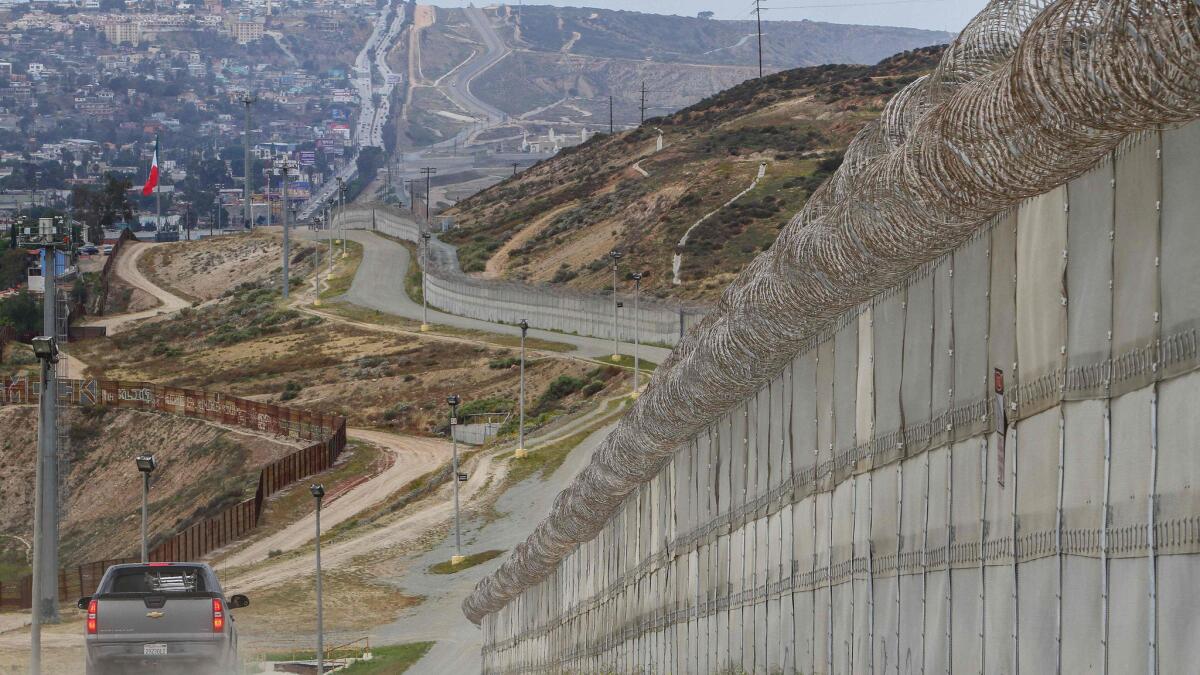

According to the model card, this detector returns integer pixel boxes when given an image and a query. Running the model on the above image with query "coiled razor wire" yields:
[462,0,1200,625]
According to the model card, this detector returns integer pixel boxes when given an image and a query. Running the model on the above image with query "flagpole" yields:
[154,135,164,238]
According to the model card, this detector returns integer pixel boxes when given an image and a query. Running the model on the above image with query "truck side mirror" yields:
[76,596,91,610]
[228,594,250,609]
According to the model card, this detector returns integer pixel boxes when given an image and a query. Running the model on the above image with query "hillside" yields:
[497,5,951,67]
[443,46,945,301]
[397,5,950,148]
[0,407,300,571]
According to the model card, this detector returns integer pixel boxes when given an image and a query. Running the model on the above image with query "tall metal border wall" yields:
[477,122,1200,673]
[335,207,708,346]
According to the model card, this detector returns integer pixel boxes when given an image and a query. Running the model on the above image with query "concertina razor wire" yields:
[462,0,1200,625]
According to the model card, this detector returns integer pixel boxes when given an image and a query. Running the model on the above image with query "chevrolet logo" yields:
[146,611,165,619]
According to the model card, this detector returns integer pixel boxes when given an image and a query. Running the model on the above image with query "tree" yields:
[698,11,715,20]
[0,291,40,336]
[73,175,134,245]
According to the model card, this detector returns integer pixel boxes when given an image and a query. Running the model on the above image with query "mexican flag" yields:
[141,136,160,196]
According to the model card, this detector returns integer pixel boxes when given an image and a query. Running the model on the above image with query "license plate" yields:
[143,643,168,656]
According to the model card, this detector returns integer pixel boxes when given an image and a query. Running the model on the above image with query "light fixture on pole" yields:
[420,231,431,331]
[631,272,642,398]
[135,454,156,562]
[514,320,529,459]
[609,250,623,362]
[447,394,465,565]
[310,484,325,675]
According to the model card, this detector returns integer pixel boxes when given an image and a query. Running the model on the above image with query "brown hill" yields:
[443,46,945,302]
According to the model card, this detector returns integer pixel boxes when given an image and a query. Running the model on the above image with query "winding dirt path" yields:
[83,242,190,333]
[220,429,450,569]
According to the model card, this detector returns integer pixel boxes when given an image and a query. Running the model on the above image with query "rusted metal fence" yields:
[0,376,347,609]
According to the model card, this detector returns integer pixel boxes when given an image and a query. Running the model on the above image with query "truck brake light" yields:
[87,599,97,634]
[212,598,224,632]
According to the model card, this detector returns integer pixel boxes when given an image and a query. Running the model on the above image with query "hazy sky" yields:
[432,1,990,33]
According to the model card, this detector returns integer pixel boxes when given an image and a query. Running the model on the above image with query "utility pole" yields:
[241,94,256,229]
[640,81,646,125]
[609,95,614,135]
[755,0,764,79]
[420,167,437,223]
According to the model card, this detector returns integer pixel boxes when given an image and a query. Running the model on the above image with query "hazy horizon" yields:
[431,1,987,33]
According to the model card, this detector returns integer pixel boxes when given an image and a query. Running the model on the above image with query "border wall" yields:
[477,122,1200,673]
[0,376,347,609]
[335,207,707,346]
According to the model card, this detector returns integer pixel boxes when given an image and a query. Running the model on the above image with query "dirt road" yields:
[220,429,450,569]
[83,242,190,333]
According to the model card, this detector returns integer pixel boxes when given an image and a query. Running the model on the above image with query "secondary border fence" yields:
[0,377,346,610]
[334,206,709,346]
[467,0,1200,672]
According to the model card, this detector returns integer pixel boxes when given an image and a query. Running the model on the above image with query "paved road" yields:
[377,415,620,674]
[302,228,672,364]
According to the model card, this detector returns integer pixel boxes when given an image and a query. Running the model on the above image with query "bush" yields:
[280,381,303,401]
[488,357,520,370]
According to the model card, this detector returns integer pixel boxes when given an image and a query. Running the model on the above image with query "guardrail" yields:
[0,376,347,609]
[335,205,709,346]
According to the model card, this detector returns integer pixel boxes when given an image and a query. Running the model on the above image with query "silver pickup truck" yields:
[77,562,249,675]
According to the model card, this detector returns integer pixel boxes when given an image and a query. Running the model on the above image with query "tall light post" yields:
[276,160,297,299]
[631,272,642,398]
[326,200,334,277]
[609,249,623,362]
[241,94,256,229]
[28,334,59,675]
[135,454,157,562]
[514,319,529,459]
[310,484,325,675]
[447,394,464,565]
[420,231,431,331]
[338,180,348,258]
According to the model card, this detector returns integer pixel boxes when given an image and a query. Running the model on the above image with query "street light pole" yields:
[338,181,348,258]
[136,455,157,562]
[310,484,325,675]
[631,273,642,398]
[28,334,59,675]
[447,395,463,564]
[279,163,292,299]
[609,250,622,362]
[420,231,431,331]
[515,320,528,459]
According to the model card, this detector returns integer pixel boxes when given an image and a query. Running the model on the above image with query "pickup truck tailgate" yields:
[95,595,219,640]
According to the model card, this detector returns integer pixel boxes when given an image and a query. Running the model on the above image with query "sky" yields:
[432,1,991,33]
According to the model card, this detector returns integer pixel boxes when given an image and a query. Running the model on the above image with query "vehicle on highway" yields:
[101,244,114,255]
[78,562,250,675]
[80,246,100,255]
